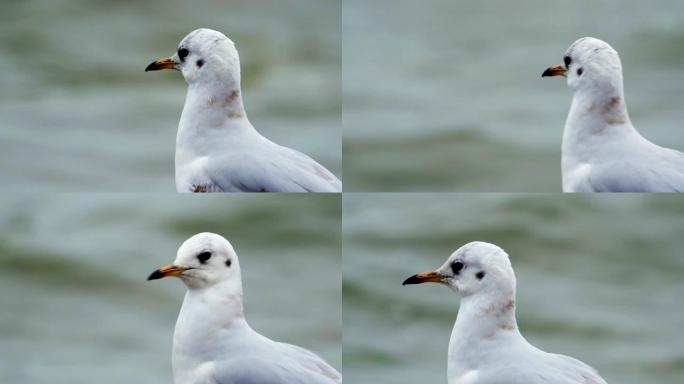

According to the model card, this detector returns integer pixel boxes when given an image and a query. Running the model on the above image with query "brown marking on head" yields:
[483,299,516,332]
[499,300,517,330]
[228,89,240,102]
[606,96,620,110]
[226,90,244,118]
[606,116,626,125]
[608,96,621,109]
[603,96,626,125]
[206,89,243,118]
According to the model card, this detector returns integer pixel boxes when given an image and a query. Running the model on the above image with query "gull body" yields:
[146,29,341,193]
[148,233,342,384]
[543,37,684,192]
[403,241,608,384]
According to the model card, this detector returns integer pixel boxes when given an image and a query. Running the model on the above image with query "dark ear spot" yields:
[225,259,232,268]
[476,271,485,280]
[196,59,204,68]
[577,67,583,76]
[197,251,211,264]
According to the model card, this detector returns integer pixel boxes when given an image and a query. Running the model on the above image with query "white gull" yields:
[403,241,608,384]
[148,232,342,384]
[146,28,341,193]
[543,37,684,192]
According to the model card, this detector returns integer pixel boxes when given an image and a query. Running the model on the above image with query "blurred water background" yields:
[344,194,684,383]
[0,194,341,383]
[343,0,684,191]
[0,0,341,191]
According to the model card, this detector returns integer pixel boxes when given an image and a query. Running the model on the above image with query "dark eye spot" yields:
[577,67,583,76]
[178,48,189,61]
[476,271,486,280]
[196,59,204,68]
[564,56,572,68]
[225,259,232,268]
[451,261,464,274]
[197,251,211,264]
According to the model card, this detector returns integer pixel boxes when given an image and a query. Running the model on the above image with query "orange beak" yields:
[145,57,177,72]
[147,264,191,280]
[402,271,446,285]
[541,64,567,78]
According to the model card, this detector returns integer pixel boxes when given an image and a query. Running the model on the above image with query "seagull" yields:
[403,241,608,384]
[542,37,684,192]
[147,232,342,384]
[145,28,341,193]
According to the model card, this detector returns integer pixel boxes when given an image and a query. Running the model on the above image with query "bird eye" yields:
[178,48,189,60]
[451,261,464,274]
[564,56,572,68]
[197,251,211,264]
[225,259,232,268]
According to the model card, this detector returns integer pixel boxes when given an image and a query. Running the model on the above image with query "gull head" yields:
[145,28,241,87]
[148,232,242,290]
[403,241,515,299]
[542,37,623,93]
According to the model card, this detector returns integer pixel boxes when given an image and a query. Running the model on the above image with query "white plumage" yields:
[403,241,608,384]
[147,29,341,193]
[148,232,341,384]
[544,37,684,192]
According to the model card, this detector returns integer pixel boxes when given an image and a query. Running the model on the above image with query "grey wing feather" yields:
[212,349,341,384]
[477,353,607,384]
[277,342,342,383]
[589,149,684,192]
[208,149,341,193]
[550,353,608,384]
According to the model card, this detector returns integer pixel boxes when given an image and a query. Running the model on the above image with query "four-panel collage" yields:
[1,1,683,384]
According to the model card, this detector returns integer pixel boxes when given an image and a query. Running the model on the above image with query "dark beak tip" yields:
[402,275,418,286]
[145,63,157,72]
[147,270,163,281]
[541,69,551,78]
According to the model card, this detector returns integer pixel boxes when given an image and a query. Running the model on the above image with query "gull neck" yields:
[175,83,259,158]
[447,292,523,380]
[453,291,519,339]
[562,82,641,169]
[567,82,631,133]
[178,281,248,331]
[187,81,247,116]
[172,284,252,384]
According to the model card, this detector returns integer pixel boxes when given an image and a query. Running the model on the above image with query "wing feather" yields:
[207,148,341,193]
